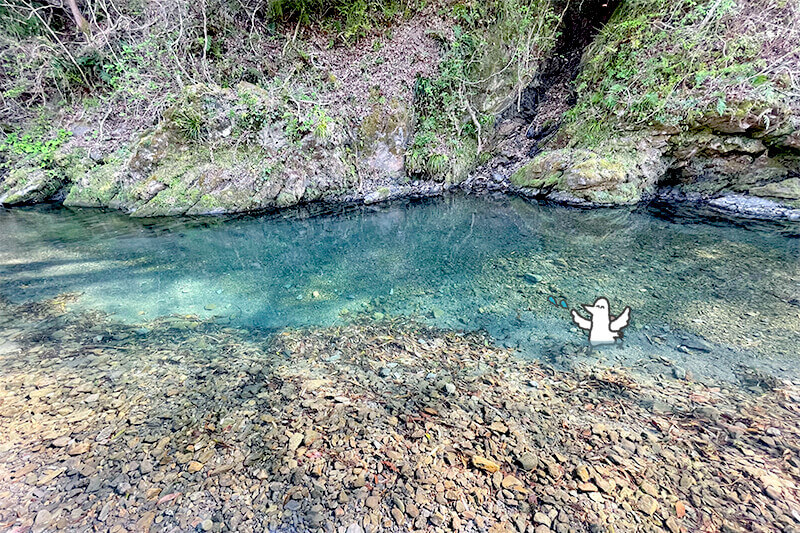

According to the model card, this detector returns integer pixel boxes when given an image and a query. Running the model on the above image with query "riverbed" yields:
[2,195,800,533]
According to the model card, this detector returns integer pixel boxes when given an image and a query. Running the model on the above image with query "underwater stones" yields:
[1,297,798,533]
[706,194,800,220]
[523,273,542,284]
[680,337,713,353]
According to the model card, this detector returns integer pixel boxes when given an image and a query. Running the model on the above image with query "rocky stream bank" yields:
[2,1,799,221]
[1,296,799,532]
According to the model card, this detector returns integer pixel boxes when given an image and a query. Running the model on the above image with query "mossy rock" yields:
[360,101,411,179]
[65,157,124,207]
[0,167,64,205]
[512,142,667,205]
[750,178,800,201]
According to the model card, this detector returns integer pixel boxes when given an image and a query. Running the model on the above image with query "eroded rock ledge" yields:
[510,108,800,219]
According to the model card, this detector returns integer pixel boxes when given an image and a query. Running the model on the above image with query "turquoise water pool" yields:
[1,194,798,384]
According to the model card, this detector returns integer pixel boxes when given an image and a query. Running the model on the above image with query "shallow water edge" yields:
[1,297,799,532]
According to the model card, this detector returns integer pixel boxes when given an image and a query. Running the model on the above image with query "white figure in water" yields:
[571,297,630,345]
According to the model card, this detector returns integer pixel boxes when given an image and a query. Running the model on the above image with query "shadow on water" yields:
[1,193,799,385]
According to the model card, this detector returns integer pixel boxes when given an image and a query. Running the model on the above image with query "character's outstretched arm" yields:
[571,309,592,330]
[610,307,630,331]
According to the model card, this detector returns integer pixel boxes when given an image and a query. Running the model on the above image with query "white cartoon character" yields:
[571,297,630,345]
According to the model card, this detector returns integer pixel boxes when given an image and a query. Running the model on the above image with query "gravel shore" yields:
[1,296,799,532]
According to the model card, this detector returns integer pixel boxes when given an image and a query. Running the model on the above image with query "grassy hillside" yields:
[561,0,799,145]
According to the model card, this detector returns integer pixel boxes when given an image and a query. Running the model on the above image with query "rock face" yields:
[360,102,411,180]
[2,0,798,218]
[664,112,800,207]
[65,83,356,216]
[508,0,800,217]
[511,137,668,205]
[0,167,62,205]
[512,116,800,212]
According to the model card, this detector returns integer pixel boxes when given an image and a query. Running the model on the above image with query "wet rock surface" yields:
[1,296,800,532]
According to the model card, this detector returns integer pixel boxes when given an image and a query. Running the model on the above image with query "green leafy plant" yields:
[268,0,418,43]
[171,108,207,141]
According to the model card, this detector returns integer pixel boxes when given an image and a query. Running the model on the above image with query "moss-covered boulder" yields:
[0,167,63,205]
[65,83,356,216]
[65,154,124,208]
[512,138,668,205]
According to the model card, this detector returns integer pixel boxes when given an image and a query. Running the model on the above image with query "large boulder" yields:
[511,137,668,205]
[0,167,63,205]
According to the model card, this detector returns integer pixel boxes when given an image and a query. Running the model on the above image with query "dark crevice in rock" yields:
[517,0,622,148]
[485,0,622,183]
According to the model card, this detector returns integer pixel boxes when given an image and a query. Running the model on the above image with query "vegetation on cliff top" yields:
[1,0,562,188]
[561,0,800,145]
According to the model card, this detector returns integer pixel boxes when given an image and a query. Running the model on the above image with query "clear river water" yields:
[1,194,798,386]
